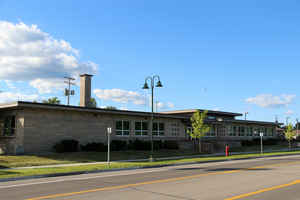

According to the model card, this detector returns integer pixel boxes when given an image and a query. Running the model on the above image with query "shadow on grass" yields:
[34,150,200,163]
[0,170,20,176]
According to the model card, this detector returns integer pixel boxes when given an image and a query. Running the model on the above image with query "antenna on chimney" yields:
[64,76,75,105]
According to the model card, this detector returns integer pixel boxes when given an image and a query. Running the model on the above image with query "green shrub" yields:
[81,142,106,152]
[164,140,179,150]
[153,140,164,150]
[242,138,282,146]
[111,140,128,151]
[53,139,79,153]
[128,139,151,151]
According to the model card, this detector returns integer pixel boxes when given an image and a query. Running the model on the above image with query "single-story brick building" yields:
[0,75,281,155]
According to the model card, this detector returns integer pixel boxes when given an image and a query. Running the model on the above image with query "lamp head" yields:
[156,80,163,88]
[142,82,149,89]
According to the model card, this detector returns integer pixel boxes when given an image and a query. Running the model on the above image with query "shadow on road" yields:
[175,167,204,171]
[205,167,272,172]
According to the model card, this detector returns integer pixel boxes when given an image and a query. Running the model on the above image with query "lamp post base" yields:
[149,155,154,162]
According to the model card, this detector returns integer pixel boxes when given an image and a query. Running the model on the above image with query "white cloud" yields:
[156,102,175,110]
[93,89,146,105]
[286,110,294,115]
[94,88,175,110]
[0,21,98,94]
[29,78,65,94]
[4,80,16,89]
[167,102,175,108]
[246,94,296,108]
[0,92,38,103]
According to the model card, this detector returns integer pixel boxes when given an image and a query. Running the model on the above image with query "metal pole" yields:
[67,80,71,105]
[150,79,154,161]
[107,127,111,166]
[245,112,248,120]
[260,133,263,155]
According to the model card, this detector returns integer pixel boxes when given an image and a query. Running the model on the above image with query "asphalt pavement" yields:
[1,155,300,200]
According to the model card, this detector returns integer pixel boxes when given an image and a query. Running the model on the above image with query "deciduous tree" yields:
[285,123,296,150]
[188,110,210,153]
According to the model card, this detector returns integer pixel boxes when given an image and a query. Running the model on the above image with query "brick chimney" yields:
[80,74,93,107]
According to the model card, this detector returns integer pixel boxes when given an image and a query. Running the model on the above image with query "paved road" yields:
[1,155,300,200]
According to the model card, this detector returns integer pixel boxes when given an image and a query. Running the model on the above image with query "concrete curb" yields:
[1,152,300,183]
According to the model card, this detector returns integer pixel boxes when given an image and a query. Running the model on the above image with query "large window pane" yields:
[142,122,148,131]
[135,122,141,130]
[116,121,122,130]
[123,121,130,130]
[159,123,164,131]
[153,123,158,131]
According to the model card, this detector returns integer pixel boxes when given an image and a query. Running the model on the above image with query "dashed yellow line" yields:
[225,180,300,200]
[26,160,300,200]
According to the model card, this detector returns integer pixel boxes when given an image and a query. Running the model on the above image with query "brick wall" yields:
[22,108,186,153]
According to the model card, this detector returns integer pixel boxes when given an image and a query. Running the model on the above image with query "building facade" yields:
[0,101,280,155]
[0,74,281,155]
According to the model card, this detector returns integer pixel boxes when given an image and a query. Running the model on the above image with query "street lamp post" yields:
[142,75,163,161]
[107,127,112,166]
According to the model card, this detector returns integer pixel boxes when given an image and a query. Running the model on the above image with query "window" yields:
[207,116,216,120]
[171,122,180,136]
[153,122,164,136]
[135,121,148,136]
[267,128,274,136]
[233,126,237,136]
[246,127,253,136]
[238,127,245,136]
[206,125,213,136]
[253,127,260,136]
[227,125,234,136]
[115,120,130,136]
[1,116,16,136]
[265,128,268,136]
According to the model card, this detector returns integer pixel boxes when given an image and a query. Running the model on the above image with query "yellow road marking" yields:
[225,180,300,200]
[26,160,300,200]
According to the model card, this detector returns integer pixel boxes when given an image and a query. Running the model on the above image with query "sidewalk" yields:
[4,148,300,171]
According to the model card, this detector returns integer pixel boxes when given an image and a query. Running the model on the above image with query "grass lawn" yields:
[0,150,200,168]
[0,150,300,179]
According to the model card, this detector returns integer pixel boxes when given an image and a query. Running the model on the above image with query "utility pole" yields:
[244,112,249,120]
[64,77,75,105]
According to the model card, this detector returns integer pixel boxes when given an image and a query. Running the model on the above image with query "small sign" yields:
[107,127,112,134]
[260,132,264,137]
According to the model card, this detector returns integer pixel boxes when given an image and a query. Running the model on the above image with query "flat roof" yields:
[226,119,283,126]
[0,101,188,119]
[0,101,281,125]
[159,109,243,117]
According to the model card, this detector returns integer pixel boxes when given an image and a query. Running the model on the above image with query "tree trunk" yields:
[289,140,291,151]
[198,138,202,153]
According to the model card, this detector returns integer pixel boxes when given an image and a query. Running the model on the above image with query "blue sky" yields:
[0,0,299,123]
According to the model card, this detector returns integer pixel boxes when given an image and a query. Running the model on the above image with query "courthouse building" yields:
[0,75,281,155]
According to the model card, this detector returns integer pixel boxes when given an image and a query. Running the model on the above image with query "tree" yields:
[42,97,60,104]
[104,106,117,110]
[285,123,296,150]
[88,98,97,108]
[187,110,210,153]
